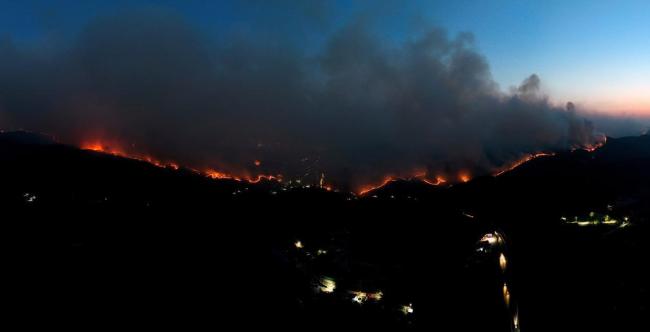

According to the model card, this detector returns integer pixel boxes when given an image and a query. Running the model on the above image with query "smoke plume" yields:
[0,7,624,189]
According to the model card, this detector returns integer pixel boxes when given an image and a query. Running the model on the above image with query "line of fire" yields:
[77,136,605,197]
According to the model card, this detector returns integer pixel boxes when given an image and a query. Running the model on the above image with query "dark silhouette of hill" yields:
[2,131,650,331]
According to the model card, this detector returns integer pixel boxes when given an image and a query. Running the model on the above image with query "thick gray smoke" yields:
[0,8,624,189]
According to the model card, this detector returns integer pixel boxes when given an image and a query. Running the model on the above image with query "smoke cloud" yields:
[0,7,632,189]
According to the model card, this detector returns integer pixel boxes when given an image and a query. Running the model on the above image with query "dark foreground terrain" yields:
[2,131,649,331]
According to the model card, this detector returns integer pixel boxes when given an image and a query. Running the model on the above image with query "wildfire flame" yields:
[80,137,605,196]
[358,176,397,196]
[204,169,236,180]
[458,172,471,183]
[357,173,448,196]
[572,136,607,153]
[196,167,282,183]
[356,141,604,195]
[580,139,606,152]
[422,176,447,186]
[81,141,180,170]
[492,152,555,177]
[81,139,280,184]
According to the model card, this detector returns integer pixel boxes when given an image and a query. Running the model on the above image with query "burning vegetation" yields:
[81,139,282,184]
[355,142,606,196]
[79,135,606,197]
[81,140,180,170]
[493,152,556,177]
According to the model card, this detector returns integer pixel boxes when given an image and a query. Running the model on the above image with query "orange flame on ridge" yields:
[81,137,605,196]
[492,152,555,177]
[81,140,178,170]
[358,176,397,196]
[81,139,279,184]
[357,173,448,196]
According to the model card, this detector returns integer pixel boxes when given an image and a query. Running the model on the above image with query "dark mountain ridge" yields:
[2,131,650,331]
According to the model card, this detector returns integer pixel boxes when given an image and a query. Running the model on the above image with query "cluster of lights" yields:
[314,275,412,316]
[349,290,383,304]
[561,212,631,228]
[316,276,337,294]
[401,303,414,315]
[295,239,413,317]
[23,192,37,203]
[477,231,518,330]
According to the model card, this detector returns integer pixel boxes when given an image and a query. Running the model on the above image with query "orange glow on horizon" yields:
[458,173,471,183]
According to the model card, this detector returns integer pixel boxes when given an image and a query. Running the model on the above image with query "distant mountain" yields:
[4,131,650,216]
[0,130,56,145]
[354,135,650,221]
[2,131,650,331]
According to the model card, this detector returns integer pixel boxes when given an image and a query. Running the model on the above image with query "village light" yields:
[316,276,336,294]
[351,292,367,304]
[368,291,383,301]
[349,290,383,304]
[499,253,507,272]
[503,283,511,307]
[401,303,414,315]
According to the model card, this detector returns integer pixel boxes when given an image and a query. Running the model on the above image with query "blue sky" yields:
[2,0,650,114]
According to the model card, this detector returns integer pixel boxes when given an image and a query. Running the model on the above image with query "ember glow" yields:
[355,150,561,195]
[358,177,398,196]
[81,135,605,197]
[458,172,471,183]
[205,170,281,183]
[422,176,447,186]
[354,140,605,195]
[581,138,607,152]
[81,140,179,170]
[493,152,555,177]
[357,173,448,196]
[204,169,236,180]
[1,0,643,205]
[81,139,280,184]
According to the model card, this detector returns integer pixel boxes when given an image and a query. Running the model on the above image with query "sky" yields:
[2,0,650,115]
[0,0,648,188]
